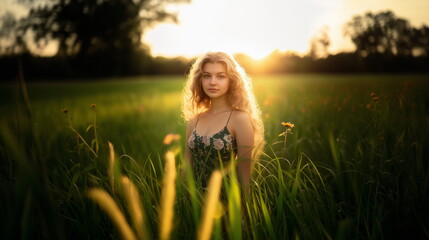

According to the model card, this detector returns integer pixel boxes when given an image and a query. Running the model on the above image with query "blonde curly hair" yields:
[182,51,265,159]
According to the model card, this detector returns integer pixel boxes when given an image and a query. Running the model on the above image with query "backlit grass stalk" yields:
[198,170,223,240]
[225,161,242,240]
[108,141,116,191]
[63,110,98,157]
[89,104,99,155]
[121,176,150,240]
[159,151,177,240]
[182,156,201,226]
[258,193,276,238]
[87,188,136,240]
[3,75,427,239]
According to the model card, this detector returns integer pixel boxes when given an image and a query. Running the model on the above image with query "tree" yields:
[7,0,189,57]
[0,11,29,55]
[0,0,190,76]
[309,26,330,59]
[344,10,428,57]
[412,25,429,57]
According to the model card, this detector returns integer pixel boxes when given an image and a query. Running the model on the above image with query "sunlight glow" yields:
[144,0,336,59]
[3,0,428,57]
[144,0,429,58]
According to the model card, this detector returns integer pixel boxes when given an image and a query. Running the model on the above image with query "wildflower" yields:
[90,104,97,112]
[163,133,181,145]
[372,96,380,101]
[370,92,376,97]
[279,122,295,155]
[61,108,69,113]
[281,122,295,129]
[280,122,295,135]
[263,99,272,106]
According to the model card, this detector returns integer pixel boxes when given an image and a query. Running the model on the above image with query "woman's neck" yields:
[210,96,232,114]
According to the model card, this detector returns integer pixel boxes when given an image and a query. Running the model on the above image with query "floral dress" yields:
[187,111,237,188]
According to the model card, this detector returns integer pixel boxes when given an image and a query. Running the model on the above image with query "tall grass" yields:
[0,74,428,239]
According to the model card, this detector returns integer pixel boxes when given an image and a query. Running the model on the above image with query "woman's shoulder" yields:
[232,110,250,119]
[231,110,251,124]
[187,111,205,126]
[187,116,197,127]
[230,110,253,139]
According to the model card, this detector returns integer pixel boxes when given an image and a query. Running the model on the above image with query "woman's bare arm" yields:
[232,111,254,196]
[183,118,195,177]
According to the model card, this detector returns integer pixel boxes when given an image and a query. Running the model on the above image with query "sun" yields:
[244,47,272,60]
[143,0,340,59]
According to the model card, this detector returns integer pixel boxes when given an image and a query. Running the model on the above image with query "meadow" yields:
[0,74,428,239]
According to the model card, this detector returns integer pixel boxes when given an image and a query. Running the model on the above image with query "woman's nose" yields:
[209,77,216,85]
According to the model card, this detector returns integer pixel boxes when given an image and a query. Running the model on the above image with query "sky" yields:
[2,0,429,59]
[144,0,429,59]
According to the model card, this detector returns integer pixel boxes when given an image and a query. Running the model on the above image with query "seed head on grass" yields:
[198,170,223,240]
[87,188,136,240]
[159,151,177,240]
[61,108,69,114]
[121,176,149,240]
[108,141,116,191]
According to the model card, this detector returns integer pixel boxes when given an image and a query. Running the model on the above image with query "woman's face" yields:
[201,62,230,100]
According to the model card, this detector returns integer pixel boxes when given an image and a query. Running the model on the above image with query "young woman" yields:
[182,52,264,194]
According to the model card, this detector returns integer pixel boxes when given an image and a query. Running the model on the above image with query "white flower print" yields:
[188,133,195,149]
[223,134,232,144]
[223,134,233,150]
[203,136,211,147]
[213,138,224,150]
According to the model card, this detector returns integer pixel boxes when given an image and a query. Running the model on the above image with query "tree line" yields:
[0,1,428,81]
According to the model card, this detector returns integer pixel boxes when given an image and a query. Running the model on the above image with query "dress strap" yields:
[194,114,200,128]
[225,110,234,126]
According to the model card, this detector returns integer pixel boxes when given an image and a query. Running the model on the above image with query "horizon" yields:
[2,0,429,59]
[144,0,429,59]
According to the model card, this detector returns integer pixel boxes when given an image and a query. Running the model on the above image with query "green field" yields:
[1,74,428,239]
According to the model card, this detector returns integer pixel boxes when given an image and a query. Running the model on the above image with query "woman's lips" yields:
[208,88,218,92]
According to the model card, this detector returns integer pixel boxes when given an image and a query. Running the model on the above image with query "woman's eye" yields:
[203,75,210,79]
[218,75,225,79]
